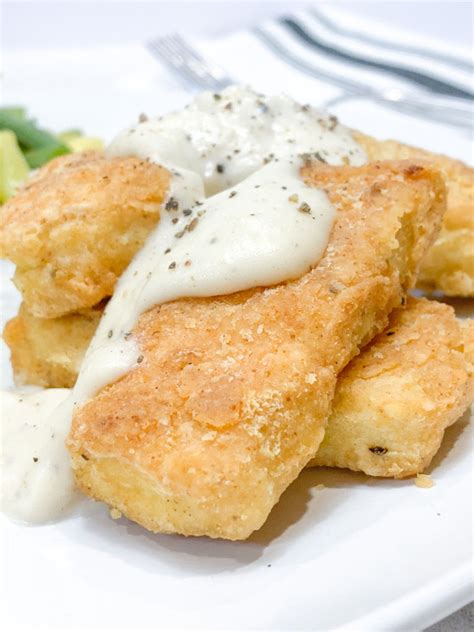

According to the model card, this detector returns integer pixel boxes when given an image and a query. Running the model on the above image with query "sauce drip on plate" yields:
[1,86,367,523]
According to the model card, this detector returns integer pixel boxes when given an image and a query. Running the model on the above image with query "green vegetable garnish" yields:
[0,130,30,203]
[59,130,103,152]
[66,136,104,153]
[0,106,27,119]
[0,108,70,168]
[0,107,104,203]
[23,145,70,169]
[57,130,83,143]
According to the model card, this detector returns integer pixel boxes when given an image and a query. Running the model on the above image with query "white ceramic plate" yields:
[0,43,472,631]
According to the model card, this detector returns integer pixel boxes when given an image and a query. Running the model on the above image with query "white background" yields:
[1,1,473,52]
[1,2,473,630]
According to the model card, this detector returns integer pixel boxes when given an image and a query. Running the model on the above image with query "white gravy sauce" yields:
[107,85,366,195]
[73,156,336,404]
[2,85,366,523]
[1,388,74,522]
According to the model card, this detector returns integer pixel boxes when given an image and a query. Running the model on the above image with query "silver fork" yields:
[147,34,233,91]
[147,33,473,129]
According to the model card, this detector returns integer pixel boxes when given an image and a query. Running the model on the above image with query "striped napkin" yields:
[200,7,473,129]
[2,6,472,149]
[197,7,473,161]
[255,7,473,99]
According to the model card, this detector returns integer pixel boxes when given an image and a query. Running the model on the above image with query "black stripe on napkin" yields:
[310,8,473,73]
[281,17,473,99]
[254,27,368,94]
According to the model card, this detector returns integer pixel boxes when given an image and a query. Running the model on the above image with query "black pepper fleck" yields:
[298,202,311,214]
[165,197,179,212]
[187,217,198,232]
[369,446,388,455]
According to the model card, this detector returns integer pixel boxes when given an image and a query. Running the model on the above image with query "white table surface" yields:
[2,0,473,51]
[1,2,473,630]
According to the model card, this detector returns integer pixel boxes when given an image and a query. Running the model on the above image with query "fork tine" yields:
[159,39,216,84]
[148,40,217,89]
[147,40,212,88]
[164,33,227,78]
[159,35,229,88]
[147,34,233,90]
[168,35,230,80]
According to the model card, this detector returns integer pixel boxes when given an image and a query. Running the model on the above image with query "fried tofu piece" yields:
[6,295,470,487]
[3,302,103,388]
[0,152,170,318]
[0,132,470,326]
[310,297,474,477]
[67,161,445,540]
[355,132,474,296]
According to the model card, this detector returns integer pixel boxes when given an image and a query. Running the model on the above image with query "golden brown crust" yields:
[67,161,445,540]
[0,152,171,318]
[1,133,470,330]
[461,317,474,374]
[310,297,473,477]
[7,295,470,482]
[2,302,103,388]
[355,132,474,296]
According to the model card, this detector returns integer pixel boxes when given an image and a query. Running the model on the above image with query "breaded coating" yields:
[3,302,103,388]
[0,152,170,318]
[67,161,445,540]
[310,298,474,477]
[0,134,470,327]
[355,132,474,296]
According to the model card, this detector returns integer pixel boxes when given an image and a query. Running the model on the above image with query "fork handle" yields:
[376,90,473,129]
